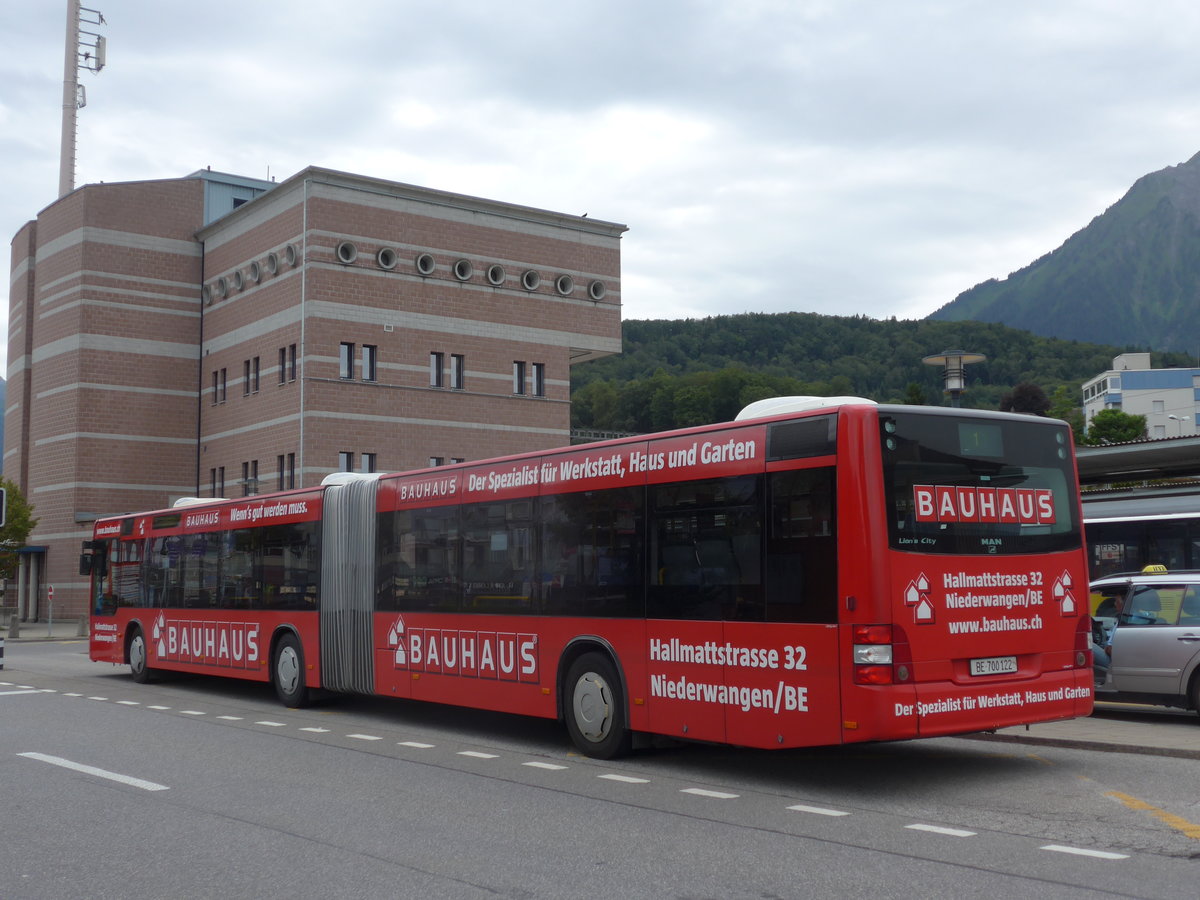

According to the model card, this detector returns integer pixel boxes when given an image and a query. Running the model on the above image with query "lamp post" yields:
[922,350,986,408]
[1168,414,1190,436]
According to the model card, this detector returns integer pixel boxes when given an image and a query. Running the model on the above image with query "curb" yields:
[964,730,1200,761]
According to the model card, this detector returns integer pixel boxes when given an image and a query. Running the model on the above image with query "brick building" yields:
[6,166,625,621]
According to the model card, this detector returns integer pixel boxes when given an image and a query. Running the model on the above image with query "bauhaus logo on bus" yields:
[151,614,260,668]
[387,616,538,682]
[913,485,1055,525]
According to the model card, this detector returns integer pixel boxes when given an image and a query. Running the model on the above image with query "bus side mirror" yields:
[80,555,93,577]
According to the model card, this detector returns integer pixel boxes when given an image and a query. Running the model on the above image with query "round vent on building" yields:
[415,253,436,276]
[265,252,279,276]
[588,279,607,301]
[214,277,228,299]
[248,260,262,284]
[486,264,506,286]
[336,241,358,265]
[453,259,473,281]
[202,285,213,305]
[555,274,574,296]
[231,270,244,292]
[377,247,398,270]
[284,244,299,267]
[522,269,541,291]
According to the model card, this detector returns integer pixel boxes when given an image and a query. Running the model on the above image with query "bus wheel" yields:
[128,628,155,684]
[565,653,632,759]
[273,633,309,708]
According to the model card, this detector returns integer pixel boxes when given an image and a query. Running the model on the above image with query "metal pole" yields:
[58,0,81,197]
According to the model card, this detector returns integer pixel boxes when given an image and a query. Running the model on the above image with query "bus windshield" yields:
[880,410,1080,556]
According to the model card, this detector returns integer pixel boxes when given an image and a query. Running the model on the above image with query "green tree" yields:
[1084,409,1147,445]
[1048,385,1086,442]
[903,382,927,405]
[0,478,39,581]
[1000,382,1051,416]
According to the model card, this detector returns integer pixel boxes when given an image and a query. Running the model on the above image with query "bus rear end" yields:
[838,406,1093,742]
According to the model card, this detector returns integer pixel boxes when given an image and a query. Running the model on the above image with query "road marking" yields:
[348,734,383,741]
[148,705,170,710]
[179,710,205,716]
[598,773,650,784]
[18,752,169,792]
[116,700,139,706]
[1106,791,1200,841]
[458,750,498,759]
[398,741,434,749]
[300,727,330,733]
[87,696,108,701]
[523,761,568,770]
[682,788,739,799]
[1041,845,1129,860]
[255,721,287,727]
[64,693,84,697]
[217,715,242,721]
[0,689,41,697]
[906,824,976,837]
[787,804,850,817]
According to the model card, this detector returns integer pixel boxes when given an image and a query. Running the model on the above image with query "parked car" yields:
[1090,569,1200,716]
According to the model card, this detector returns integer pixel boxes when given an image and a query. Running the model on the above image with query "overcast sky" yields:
[4,1,1200,375]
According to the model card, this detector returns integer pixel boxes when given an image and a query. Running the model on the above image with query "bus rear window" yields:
[880,411,1080,556]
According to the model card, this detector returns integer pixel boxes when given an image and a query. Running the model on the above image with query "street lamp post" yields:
[1168,414,1190,436]
[922,350,987,408]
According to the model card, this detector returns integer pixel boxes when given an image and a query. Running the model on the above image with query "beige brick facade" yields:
[6,166,625,620]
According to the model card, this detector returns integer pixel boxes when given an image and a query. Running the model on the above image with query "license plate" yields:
[969,655,1017,676]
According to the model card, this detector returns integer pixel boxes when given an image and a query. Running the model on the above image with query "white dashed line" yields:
[217,715,242,721]
[598,773,650,784]
[87,696,108,701]
[19,752,169,792]
[788,804,851,817]
[348,734,383,741]
[1041,845,1129,860]
[523,761,569,770]
[458,750,498,759]
[256,721,287,727]
[64,693,84,697]
[300,727,330,733]
[398,741,434,749]
[0,689,41,697]
[682,788,739,799]
[179,710,205,716]
[116,700,139,706]
[148,705,170,710]
[906,824,976,838]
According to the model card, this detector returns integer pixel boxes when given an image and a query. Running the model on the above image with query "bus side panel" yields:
[718,622,842,750]
[91,608,321,687]
[642,619,729,745]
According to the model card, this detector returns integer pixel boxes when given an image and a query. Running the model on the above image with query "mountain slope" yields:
[929,152,1200,350]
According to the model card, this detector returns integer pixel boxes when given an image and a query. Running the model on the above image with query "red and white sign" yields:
[913,485,1055,525]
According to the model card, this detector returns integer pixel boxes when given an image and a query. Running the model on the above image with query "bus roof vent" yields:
[173,497,220,507]
[321,473,383,487]
[736,396,877,421]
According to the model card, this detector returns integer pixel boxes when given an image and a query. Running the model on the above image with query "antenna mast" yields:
[58,0,106,198]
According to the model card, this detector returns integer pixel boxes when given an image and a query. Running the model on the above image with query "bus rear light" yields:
[853,644,893,665]
[852,624,892,644]
[854,665,894,685]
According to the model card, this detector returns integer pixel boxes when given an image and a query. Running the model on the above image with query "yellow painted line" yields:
[1107,791,1200,840]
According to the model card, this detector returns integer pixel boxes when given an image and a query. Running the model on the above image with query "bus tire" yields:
[128,628,155,684]
[272,633,309,708]
[564,652,632,759]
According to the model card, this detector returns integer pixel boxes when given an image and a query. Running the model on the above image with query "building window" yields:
[451,353,465,390]
[340,342,355,379]
[339,451,354,472]
[241,460,258,496]
[513,361,526,395]
[279,348,287,385]
[1153,400,1165,413]
[362,452,377,474]
[289,343,298,381]
[287,452,296,489]
[243,360,251,396]
[429,456,444,467]
[532,362,546,397]
[362,345,378,383]
[252,356,260,393]
[219,368,227,403]
[277,454,285,491]
[211,371,219,405]
[211,468,218,497]
[451,457,465,464]
[218,466,225,497]
[430,351,444,387]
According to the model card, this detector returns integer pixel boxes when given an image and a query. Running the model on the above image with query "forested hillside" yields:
[570,312,1190,433]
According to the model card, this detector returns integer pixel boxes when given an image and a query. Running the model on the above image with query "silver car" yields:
[1091,572,1200,715]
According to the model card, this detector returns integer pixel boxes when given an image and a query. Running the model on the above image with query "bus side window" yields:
[765,467,837,623]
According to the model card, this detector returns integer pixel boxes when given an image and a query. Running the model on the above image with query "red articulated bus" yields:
[86,397,1093,757]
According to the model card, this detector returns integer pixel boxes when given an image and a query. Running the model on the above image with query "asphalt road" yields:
[2,640,1197,899]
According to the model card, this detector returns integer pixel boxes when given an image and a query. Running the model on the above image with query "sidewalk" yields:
[2,619,1197,759]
